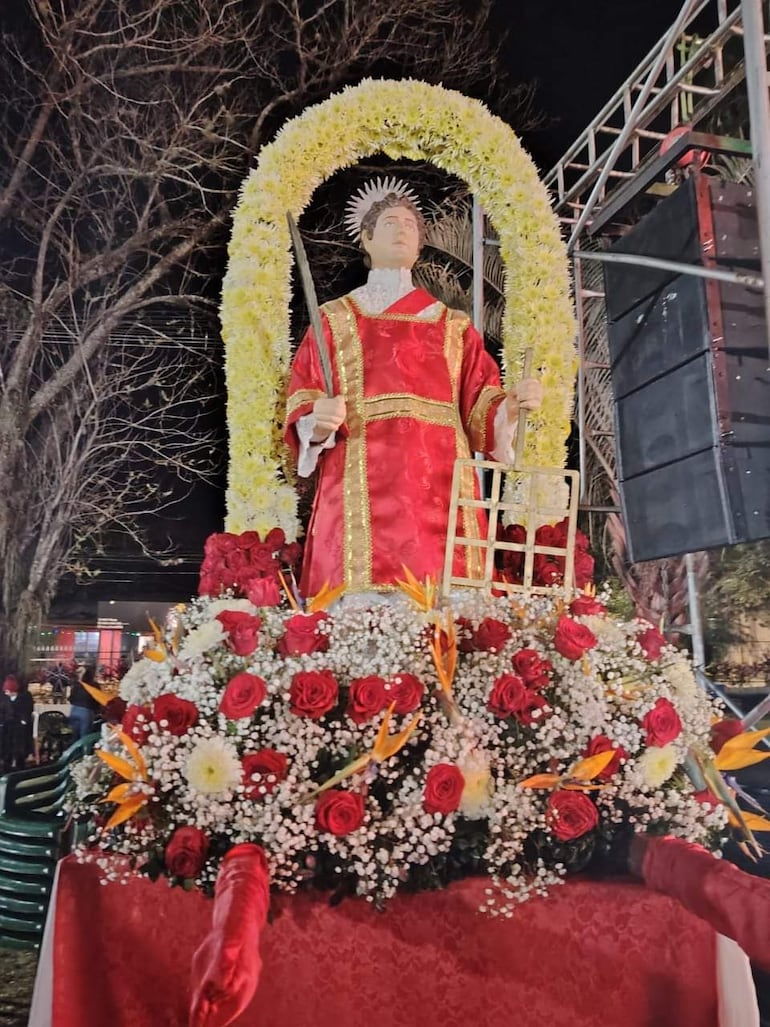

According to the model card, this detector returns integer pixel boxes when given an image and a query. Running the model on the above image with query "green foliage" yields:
[703,540,770,625]
[599,577,637,622]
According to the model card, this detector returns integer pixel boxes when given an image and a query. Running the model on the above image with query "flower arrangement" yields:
[497,518,595,589]
[220,78,577,537]
[68,531,755,915]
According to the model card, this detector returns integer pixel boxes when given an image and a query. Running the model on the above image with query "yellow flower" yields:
[221,79,577,535]
[639,745,679,788]
[459,752,493,819]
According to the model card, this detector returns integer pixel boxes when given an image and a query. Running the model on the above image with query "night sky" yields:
[501,0,688,170]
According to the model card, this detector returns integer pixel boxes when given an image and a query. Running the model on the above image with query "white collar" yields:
[351,268,415,314]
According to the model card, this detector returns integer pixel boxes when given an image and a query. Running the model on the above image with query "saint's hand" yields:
[311,395,346,442]
[505,377,543,418]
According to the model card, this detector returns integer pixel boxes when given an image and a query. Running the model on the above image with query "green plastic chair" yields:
[0,733,99,950]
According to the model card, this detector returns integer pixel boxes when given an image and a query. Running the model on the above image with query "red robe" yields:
[284,289,507,596]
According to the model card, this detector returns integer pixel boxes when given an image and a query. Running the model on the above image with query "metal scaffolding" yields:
[542,0,770,714]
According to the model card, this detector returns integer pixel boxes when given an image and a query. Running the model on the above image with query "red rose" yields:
[245,576,281,607]
[637,625,668,661]
[249,543,280,575]
[390,673,424,714]
[278,612,330,657]
[584,734,628,780]
[423,764,465,815]
[535,523,559,548]
[488,673,547,726]
[710,718,744,754]
[642,698,683,747]
[553,616,597,661]
[209,532,239,555]
[216,610,262,656]
[346,675,388,724]
[498,523,526,580]
[546,790,599,841]
[511,648,553,689]
[569,592,606,617]
[516,692,551,727]
[219,672,267,720]
[488,672,529,718]
[242,749,288,799]
[237,531,262,550]
[471,617,512,653]
[289,670,339,719]
[261,527,286,551]
[198,572,220,597]
[279,540,303,571]
[165,826,209,879]
[104,697,127,724]
[315,789,365,836]
[225,548,250,575]
[573,550,595,589]
[153,694,199,736]
[535,559,563,586]
[122,704,152,744]
[456,617,476,653]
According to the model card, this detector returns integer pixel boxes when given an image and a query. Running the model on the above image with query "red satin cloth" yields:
[189,844,271,1027]
[643,835,770,971]
[50,858,718,1027]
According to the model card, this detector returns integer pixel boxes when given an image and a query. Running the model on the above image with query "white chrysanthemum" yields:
[202,598,261,619]
[185,737,242,794]
[459,751,494,820]
[638,744,678,788]
[663,657,697,698]
[178,619,226,659]
[582,615,626,648]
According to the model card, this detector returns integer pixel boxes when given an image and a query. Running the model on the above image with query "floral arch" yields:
[220,79,577,538]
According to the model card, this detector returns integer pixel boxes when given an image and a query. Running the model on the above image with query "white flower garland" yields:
[221,78,577,537]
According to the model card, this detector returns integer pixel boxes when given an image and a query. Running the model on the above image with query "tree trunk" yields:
[0,588,44,679]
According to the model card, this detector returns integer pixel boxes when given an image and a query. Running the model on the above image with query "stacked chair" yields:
[0,735,97,950]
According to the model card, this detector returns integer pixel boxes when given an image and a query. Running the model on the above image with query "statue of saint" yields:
[284,178,542,596]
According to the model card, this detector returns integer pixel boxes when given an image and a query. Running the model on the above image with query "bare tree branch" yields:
[0,0,526,671]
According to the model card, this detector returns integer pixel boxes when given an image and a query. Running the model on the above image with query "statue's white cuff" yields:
[490,400,517,463]
[297,413,336,477]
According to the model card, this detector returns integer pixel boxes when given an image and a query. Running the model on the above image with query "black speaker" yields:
[603,174,770,563]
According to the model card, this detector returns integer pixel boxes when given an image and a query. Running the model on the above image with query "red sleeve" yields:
[282,313,337,462]
[455,316,507,456]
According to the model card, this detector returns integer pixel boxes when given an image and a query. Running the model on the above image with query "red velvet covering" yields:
[51,857,719,1027]
[642,835,770,972]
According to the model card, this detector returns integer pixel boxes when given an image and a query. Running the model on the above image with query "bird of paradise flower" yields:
[95,729,153,830]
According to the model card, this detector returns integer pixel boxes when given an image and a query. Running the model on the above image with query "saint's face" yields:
[361,205,420,270]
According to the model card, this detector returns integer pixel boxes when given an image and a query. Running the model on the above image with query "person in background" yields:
[68,664,100,741]
[49,661,69,703]
[0,675,34,773]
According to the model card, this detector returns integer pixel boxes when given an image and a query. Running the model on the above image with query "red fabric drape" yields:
[51,857,719,1027]
[642,835,770,971]
[189,843,271,1027]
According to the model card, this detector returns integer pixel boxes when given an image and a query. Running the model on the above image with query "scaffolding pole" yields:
[567,0,701,248]
[741,0,770,358]
[471,197,484,334]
